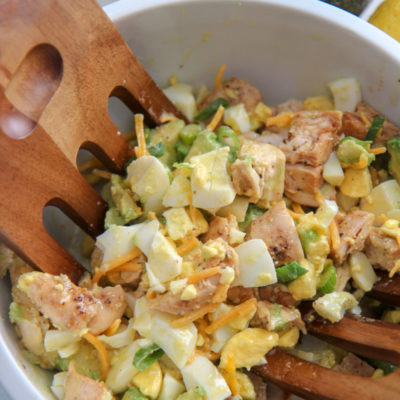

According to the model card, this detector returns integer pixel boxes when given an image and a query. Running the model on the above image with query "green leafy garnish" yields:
[133,344,164,371]
[194,98,230,121]
[238,204,265,231]
[148,142,165,158]
[122,387,149,400]
[365,116,385,142]
[276,261,308,284]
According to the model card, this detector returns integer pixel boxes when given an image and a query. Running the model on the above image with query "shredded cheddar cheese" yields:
[177,237,200,256]
[292,203,304,214]
[329,220,340,253]
[92,247,142,283]
[104,318,121,336]
[214,64,226,90]
[206,104,225,131]
[369,147,387,155]
[134,114,149,158]
[266,112,295,128]
[212,283,229,303]
[205,298,257,334]
[187,267,220,285]
[172,303,219,328]
[225,353,239,395]
[83,332,110,379]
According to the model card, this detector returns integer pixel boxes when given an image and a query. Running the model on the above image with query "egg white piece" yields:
[234,239,277,287]
[181,355,231,400]
[327,77,361,112]
[158,372,186,400]
[163,174,191,208]
[163,83,197,122]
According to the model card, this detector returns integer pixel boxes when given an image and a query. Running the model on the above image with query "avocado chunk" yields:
[184,130,222,160]
[336,136,374,168]
[388,136,400,184]
[176,387,206,400]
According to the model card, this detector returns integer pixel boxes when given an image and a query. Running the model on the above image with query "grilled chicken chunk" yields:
[332,210,374,264]
[17,272,126,334]
[201,216,231,243]
[258,283,300,308]
[199,77,262,112]
[247,201,304,264]
[275,98,304,114]
[365,227,400,271]
[335,353,375,377]
[280,111,342,167]
[231,159,262,202]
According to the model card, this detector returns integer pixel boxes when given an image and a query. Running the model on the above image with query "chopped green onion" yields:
[194,98,230,121]
[318,264,337,294]
[364,358,397,375]
[276,261,308,284]
[175,140,191,162]
[122,387,149,400]
[238,204,265,231]
[299,228,320,253]
[180,124,202,145]
[147,142,165,158]
[133,344,164,371]
[365,116,385,142]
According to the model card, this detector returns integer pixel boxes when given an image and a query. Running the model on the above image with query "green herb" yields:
[55,358,70,371]
[365,116,385,142]
[133,344,164,371]
[148,142,165,158]
[122,387,149,400]
[318,264,337,294]
[194,98,230,121]
[276,261,308,284]
[238,204,265,231]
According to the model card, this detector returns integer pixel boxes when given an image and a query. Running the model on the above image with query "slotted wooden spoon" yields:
[1,1,400,399]
[0,0,185,283]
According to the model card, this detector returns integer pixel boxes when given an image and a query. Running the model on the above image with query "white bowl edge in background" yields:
[1,0,400,398]
[360,0,384,20]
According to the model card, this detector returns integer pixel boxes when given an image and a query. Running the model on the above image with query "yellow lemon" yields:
[370,0,400,42]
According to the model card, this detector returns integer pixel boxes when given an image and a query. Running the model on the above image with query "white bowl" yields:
[1,0,400,398]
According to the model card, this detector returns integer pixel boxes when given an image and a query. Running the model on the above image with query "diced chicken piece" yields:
[148,274,221,316]
[355,102,400,145]
[64,362,112,400]
[341,111,368,139]
[247,201,304,264]
[332,210,374,264]
[242,130,289,148]
[17,272,126,334]
[201,216,230,243]
[250,300,306,334]
[285,164,324,207]
[275,98,304,114]
[258,283,300,308]
[238,142,286,206]
[365,227,400,271]
[227,286,258,305]
[245,372,268,400]
[231,159,262,202]
[335,353,374,377]
[199,77,262,112]
[106,268,142,288]
[280,111,342,166]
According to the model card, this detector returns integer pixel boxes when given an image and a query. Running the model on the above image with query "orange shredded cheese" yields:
[134,114,149,158]
[196,349,220,362]
[92,247,142,284]
[389,260,400,279]
[104,318,121,336]
[359,111,371,126]
[292,203,304,214]
[109,261,143,274]
[83,332,110,379]
[91,168,112,180]
[205,298,257,334]
[266,112,295,128]
[329,220,340,253]
[187,267,220,285]
[206,104,225,131]
[287,209,301,220]
[212,283,229,303]
[225,353,239,395]
[172,303,219,328]
[213,64,226,90]
[369,147,387,155]
[177,237,200,256]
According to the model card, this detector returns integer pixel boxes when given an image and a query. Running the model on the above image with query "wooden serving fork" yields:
[0,0,185,282]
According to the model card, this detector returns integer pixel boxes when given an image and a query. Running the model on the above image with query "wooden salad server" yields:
[0,0,185,283]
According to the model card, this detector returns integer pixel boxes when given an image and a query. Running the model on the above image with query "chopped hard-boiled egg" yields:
[234,239,277,288]
[181,355,231,400]
[98,319,135,349]
[327,77,361,112]
[162,174,191,208]
[288,259,317,300]
[224,103,251,134]
[131,361,163,399]
[147,231,182,283]
[278,327,300,349]
[51,371,68,400]
[228,228,246,245]
[127,155,170,214]
[158,372,185,400]
[163,208,194,240]
[217,196,250,223]
[313,292,358,323]
[323,152,344,186]
[349,252,377,292]
[163,83,197,122]
[315,200,339,228]
[190,147,235,211]
[220,328,279,370]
